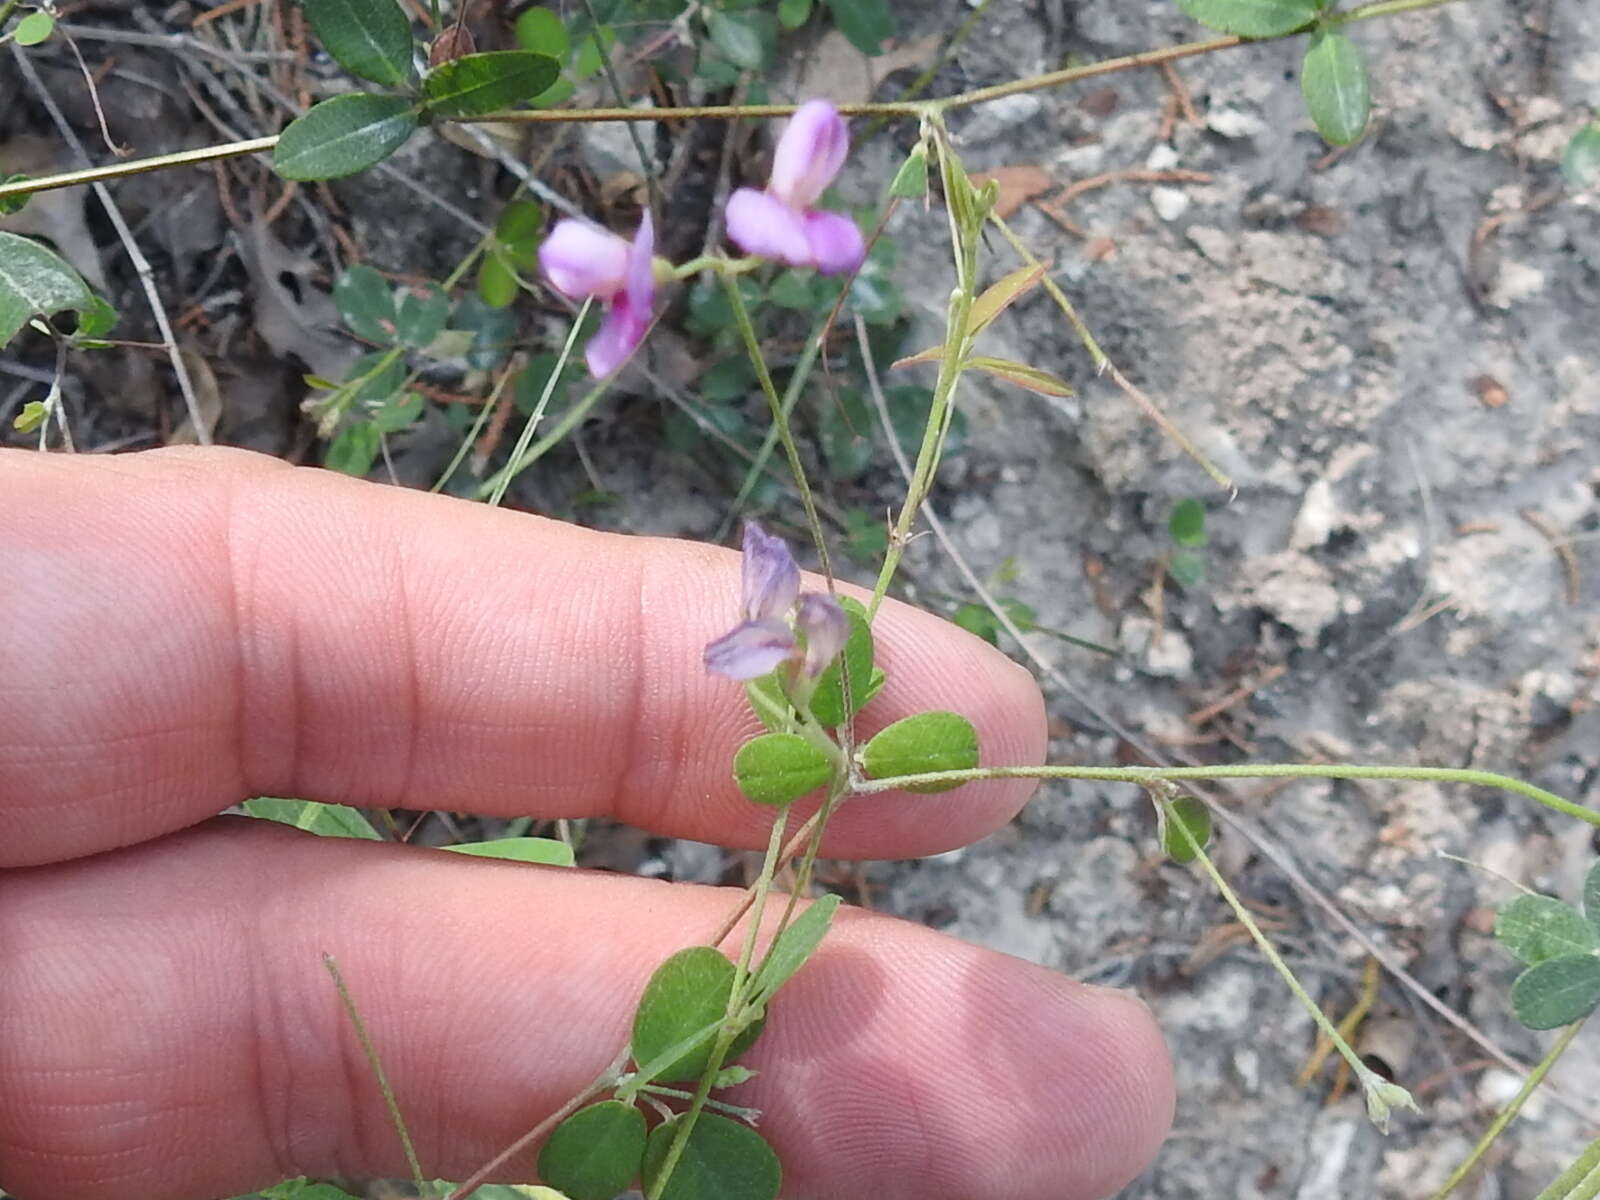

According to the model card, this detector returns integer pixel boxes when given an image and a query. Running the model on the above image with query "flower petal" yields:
[803,209,866,276]
[768,100,849,210]
[703,617,796,681]
[584,299,647,378]
[741,521,801,622]
[539,220,629,301]
[725,188,812,267]
[624,209,655,316]
[795,592,848,677]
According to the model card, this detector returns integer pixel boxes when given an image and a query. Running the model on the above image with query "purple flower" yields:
[725,100,866,276]
[704,522,848,682]
[538,212,656,377]
[795,592,848,678]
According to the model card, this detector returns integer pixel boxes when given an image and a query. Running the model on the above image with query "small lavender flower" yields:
[538,211,656,377]
[724,100,866,276]
[704,522,849,682]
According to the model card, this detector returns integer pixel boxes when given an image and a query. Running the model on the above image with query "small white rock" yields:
[1146,143,1180,171]
[1150,186,1191,222]
[1206,107,1265,138]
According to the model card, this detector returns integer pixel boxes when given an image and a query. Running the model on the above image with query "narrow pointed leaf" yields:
[1174,0,1319,37]
[860,711,979,793]
[243,797,382,840]
[1301,31,1370,146]
[274,93,419,180]
[964,355,1073,397]
[441,837,575,867]
[302,0,414,86]
[752,894,841,1004]
[890,344,944,370]
[641,1114,781,1200]
[733,733,834,806]
[0,232,94,346]
[1496,894,1599,966]
[537,1101,646,1200]
[969,264,1044,335]
[1510,955,1600,1030]
[423,50,561,116]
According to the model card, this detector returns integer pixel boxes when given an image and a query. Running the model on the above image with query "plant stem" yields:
[1538,1134,1600,1200]
[1430,1017,1588,1200]
[1333,0,1461,24]
[485,297,593,508]
[323,955,425,1193]
[647,807,790,1199]
[723,272,832,582]
[0,0,23,32]
[848,762,1600,829]
[0,135,278,201]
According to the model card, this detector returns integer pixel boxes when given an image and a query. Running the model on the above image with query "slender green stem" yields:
[719,314,827,541]
[1332,0,1460,24]
[477,370,615,500]
[646,808,790,1200]
[0,135,277,201]
[0,0,24,32]
[430,364,515,494]
[1539,1135,1600,1200]
[485,297,593,508]
[723,273,832,581]
[1430,1017,1588,1200]
[1160,793,1413,1127]
[576,0,660,216]
[323,955,425,1194]
[670,254,764,279]
[848,762,1600,829]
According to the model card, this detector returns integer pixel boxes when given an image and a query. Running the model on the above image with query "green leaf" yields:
[952,599,1035,646]
[733,733,834,806]
[969,264,1044,335]
[14,10,54,45]
[1510,954,1600,1030]
[888,146,928,199]
[442,837,575,867]
[76,294,118,338]
[706,10,766,70]
[630,947,761,1084]
[334,264,398,343]
[12,399,46,433]
[823,0,892,55]
[454,294,518,368]
[1168,548,1206,588]
[259,1179,366,1200]
[0,231,94,346]
[1564,122,1600,190]
[366,390,423,433]
[1169,498,1208,547]
[395,283,449,347]
[964,355,1073,397]
[423,51,561,117]
[243,797,383,840]
[859,711,979,794]
[0,174,31,216]
[744,674,791,734]
[1301,31,1370,146]
[514,6,571,59]
[325,420,381,476]
[1159,795,1213,863]
[571,25,616,82]
[1173,0,1319,37]
[274,93,419,181]
[751,894,840,1004]
[1585,861,1600,934]
[1496,894,1600,965]
[808,596,874,727]
[778,0,813,31]
[301,0,414,86]
[536,1101,646,1200]
[842,508,888,564]
[640,1114,781,1200]
[478,253,518,308]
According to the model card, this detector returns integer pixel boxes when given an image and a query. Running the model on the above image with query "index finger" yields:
[0,447,1046,867]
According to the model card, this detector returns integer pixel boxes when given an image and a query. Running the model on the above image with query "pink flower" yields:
[538,212,655,377]
[725,100,865,275]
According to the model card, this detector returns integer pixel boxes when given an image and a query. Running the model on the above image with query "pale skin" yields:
[0,447,1174,1200]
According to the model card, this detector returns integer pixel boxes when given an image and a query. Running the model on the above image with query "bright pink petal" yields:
[725,188,812,267]
[624,209,655,316]
[703,617,796,680]
[540,220,629,301]
[585,300,647,377]
[769,100,849,210]
[803,209,866,275]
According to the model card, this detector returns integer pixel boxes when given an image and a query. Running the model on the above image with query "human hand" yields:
[0,447,1173,1200]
